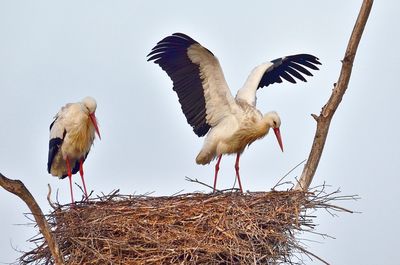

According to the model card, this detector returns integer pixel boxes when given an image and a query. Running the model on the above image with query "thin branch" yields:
[0,173,65,265]
[272,159,306,190]
[171,189,185,196]
[185,176,241,193]
[106,189,120,201]
[295,0,374,191]
[47,184,58,210]
[295,244,330,265]
[185,176,216,191]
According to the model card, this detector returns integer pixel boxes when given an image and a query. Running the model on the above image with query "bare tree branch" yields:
[0,173,65,265]
[295,0,374,191]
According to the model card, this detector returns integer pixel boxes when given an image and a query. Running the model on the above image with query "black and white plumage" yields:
[148,33,320,192]
[47,96,101,203]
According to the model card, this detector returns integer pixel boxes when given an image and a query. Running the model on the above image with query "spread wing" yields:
[236,54,321,106]
[258,54,321,88]
[148,33,238,137]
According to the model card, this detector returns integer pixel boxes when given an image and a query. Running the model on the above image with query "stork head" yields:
[82,97,101,140]
[264,111,283,152]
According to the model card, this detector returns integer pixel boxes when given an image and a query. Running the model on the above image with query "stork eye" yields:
[273,121,277,127]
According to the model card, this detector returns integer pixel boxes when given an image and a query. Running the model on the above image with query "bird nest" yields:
[20,186,353,265]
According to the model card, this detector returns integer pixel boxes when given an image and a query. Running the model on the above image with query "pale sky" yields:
[1,1,399,264]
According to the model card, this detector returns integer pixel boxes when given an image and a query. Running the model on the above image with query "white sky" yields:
[1,1,399,264]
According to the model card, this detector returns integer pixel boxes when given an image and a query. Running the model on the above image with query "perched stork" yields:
[148,33,320,193]
[47,96,101,203]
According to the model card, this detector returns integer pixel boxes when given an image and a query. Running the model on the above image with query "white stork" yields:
[147,33,320,193]
[47,96,101,203]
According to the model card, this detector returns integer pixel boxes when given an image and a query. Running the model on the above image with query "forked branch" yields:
[295,0,374,191]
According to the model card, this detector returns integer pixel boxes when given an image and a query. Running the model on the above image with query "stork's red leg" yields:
[213,155,223,193]
[79,159,89,200]
[65,158,75,204]
[234,153,243,193]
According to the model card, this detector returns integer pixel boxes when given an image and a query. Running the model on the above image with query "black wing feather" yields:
[287,62,313,76]
[285,66,307,82]
[71,162,80,175]
[71,152,89,175]
[280,71,297,83]
[147,33,211,137]
[49,119,56,130]
[47,136,63,173]
[258,54,321,89]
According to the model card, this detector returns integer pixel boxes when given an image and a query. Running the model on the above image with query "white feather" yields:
[49,99,97,177]
[235,62,273,106]
[187,44,240,126]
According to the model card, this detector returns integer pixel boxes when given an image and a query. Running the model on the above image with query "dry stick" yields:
[295,245,330,265]
[185,176,240,193]
[0,173,65,265]
[295,0,374,191]
[47,184,58,210]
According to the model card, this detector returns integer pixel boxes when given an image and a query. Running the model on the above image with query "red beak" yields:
[89,113,101,140]
[273,128,283,152]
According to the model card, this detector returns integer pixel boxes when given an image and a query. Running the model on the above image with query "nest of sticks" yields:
[20,184,354,265]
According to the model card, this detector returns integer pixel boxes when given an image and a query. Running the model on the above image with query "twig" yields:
[295,245,330,265]
[296,0,374,191]
[322,203,354,214]
[185,176,241,193]
[56,188,60,205]
[75,182,92,202]
[171,189,185,196]
[185,176,216,191]
[106,189,120,201]
[0,172,65,265]
[272,159,306,190]
[47,184,58,210]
